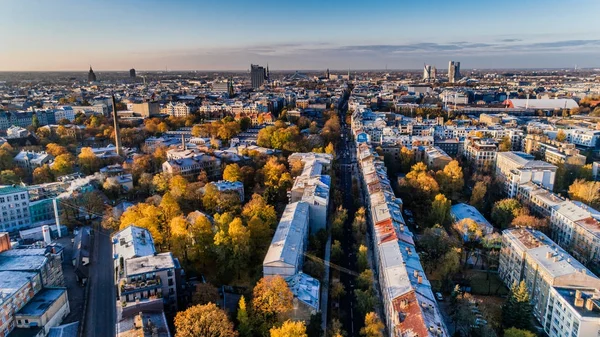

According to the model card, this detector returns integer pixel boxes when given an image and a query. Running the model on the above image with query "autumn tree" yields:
[470,181,488,211]
[502,281,533,330]
[270,320,307,337]
[33,165,54,184]
[0,170,20,184]
[168,174,189,200]
[555,129,567,142]
[223,163,241,182]
[120,203,165,246]
[252,276,294,330]
[174,303,238,337]
[52,153,75,176]
[429,193,451,227]
[152,172,171,194]
[499,136,512,152]
[360,312,384,337]
[435,160,464,200]
[511,215,548,232]
[46,143,69,157]
[398,146,414,173]
[491,198,526,229]
[568,179,600,207]
[78,147,101,174]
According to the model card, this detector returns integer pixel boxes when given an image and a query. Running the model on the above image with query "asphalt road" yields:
[84,228,116,337]
[336,88,364,336]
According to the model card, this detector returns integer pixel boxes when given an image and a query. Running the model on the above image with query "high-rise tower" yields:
[129,68,136,78]
[448,61,461,83]
[250,64,266,89]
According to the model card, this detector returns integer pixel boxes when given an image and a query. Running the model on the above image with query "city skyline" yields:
[1,0,600,71]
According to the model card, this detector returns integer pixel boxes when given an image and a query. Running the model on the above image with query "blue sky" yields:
[1,0,600,70]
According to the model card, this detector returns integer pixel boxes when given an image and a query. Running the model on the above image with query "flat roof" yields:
[16,288,67,316]
[0,271,37,302]
[125,253,175,276]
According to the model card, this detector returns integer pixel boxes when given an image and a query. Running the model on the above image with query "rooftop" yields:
[113,225,156,261]
[125,252,176,276]
[16,287,67,316]
[263,202,309,268]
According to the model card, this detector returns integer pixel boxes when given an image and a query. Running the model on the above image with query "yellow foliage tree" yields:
[360,312,384,337]
[270,320,307,337]
[174,303,238,337]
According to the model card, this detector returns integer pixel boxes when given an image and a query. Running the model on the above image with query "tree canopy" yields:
[174,303,238,337]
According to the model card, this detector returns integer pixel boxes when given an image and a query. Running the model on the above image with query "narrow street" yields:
[336,87,363,336]
[84,227,116,337]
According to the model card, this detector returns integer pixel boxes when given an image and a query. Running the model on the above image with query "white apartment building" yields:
[54,107,75,122]
[495,151,557,198]
[0,186,31,232]
[544,287,600,337]
[14,150,54,173]
[164,102,190,117]
[551,201,600,266]
[498,228,600,322]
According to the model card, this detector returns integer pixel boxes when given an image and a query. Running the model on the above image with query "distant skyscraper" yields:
[88,66,97,82]
[129,68,136,78]
[423,64,432,81]
[431,66,437,79]
[251,64,266,89]
[448,61,461,83]
[326,68,330,79]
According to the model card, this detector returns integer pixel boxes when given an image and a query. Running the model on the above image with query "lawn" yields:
[464,270,509,296]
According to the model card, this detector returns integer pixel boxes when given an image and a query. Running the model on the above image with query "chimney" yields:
[576,290,582,299]
[575,291,584,307]
[417,275,423,284]
[586,298,594,311]
[112,95,123,157]
[414,270,419,278]
[546,251,552,259]
[553,256,560,262]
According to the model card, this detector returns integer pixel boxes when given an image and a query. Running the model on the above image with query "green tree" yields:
[0,170,20,184]
[237,296,252,337]
[503,327,536,337]
[491,198,526,229]
[174,303,238,337]
[502,281,533,330]
[499,136,512,152]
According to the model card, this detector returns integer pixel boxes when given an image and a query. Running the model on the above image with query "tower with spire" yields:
[88,66,97,82]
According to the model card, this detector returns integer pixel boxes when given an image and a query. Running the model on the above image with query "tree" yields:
[52,153,75,176]
[325,142,336,156]
[270,320,307,337]
[174,303,238,337]
[454,218,483,242]
[237,296,252,337]
[399,146,414,173]
[0,170,20,185]
[120,203,165,246]
[491,199,526,229]
[354,287,377,317]
[160,192,182,224]
[356,244,368,272]
[511,215,548,231]
[470,181,488,211]
[46,143,68,157]
[242,194,277,228]
[152,172,171,194]
[78,191,105,220]
[430,193,451,227]
[78,147,101,174]
[499,136,512,152]
[436,160,464,199]
[503,327,536,337]
[252,276,293,325]
[168,175,189,200]
[360,312,384,337]
[556,129,567,142]
[568,179,600,207]
[0,148,13,171]
[223,163,241,182]
[192,283,220,305]
[33,165,54,183]
[502,281,533,330]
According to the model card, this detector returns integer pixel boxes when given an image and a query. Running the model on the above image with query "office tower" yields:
[326,68,330,79]
[448,61,461,83]
[129,68,136,78]
[431,66,437,79]
[88,66,97,82]
[251,64,266,89]
[423,64,432,81]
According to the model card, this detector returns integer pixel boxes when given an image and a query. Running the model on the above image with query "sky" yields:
[1,0,600,71]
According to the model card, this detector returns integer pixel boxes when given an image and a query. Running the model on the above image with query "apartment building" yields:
[450,203,494,242]
[544,287,600,337]
[495,151,557,197]
[210,180,245,202]
[498,228,600,321]
[423,146,452,170]
[164,102,190,117]
[162,153,222,180]
[550,201,600,266]
[356,140,448,337]
[0,186,32,232]
[0,271,43,336]
[463,137,498,171]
